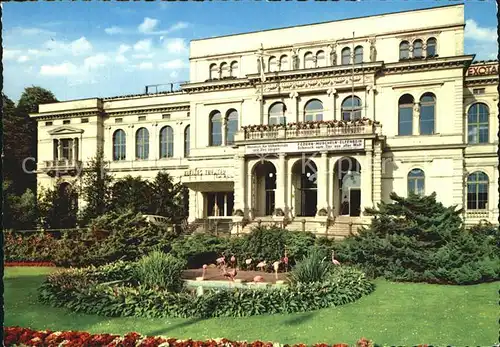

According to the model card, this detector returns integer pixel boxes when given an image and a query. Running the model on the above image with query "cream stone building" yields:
[31,4,499,236]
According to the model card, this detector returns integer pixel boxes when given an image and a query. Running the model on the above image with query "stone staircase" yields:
[325,216,370,239]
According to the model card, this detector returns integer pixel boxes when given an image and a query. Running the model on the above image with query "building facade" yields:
[31,4,499,236]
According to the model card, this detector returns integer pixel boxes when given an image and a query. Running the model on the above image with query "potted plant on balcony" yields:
[316,208,329,221]
[273,208,286,223]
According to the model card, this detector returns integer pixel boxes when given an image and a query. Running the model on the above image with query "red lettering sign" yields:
[467,64,498,76]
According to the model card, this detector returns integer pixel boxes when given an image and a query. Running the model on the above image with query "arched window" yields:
[226,110,238,145]
[413,40,423,58]
[316,50,325,67]
[135,127,149,160]
[426,38,437,57]
[467,171,489,210]
[209,111,222,146]
[230,61,238,77]
[268,102,286,125]
[341,47,351,65]
[399,41,409,60]
[184,125,190,157]
[408,169,425,196]
[304,99,323,122]
[112,129,126,161]
[398,94,414,136]
[354,46,363,64]
[220,63,229,78]
[159,126,174,158]
[304,52,314,69]
[419,93,435,135]
[209,63,218,79]
[268,56,277,72]
[279,55,288,71]
[467,103,489,144]
[341,96,362,121]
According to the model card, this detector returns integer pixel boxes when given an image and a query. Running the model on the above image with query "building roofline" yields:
[190,3,463,43]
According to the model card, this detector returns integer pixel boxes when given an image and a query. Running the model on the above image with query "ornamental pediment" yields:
[48,126,84,136]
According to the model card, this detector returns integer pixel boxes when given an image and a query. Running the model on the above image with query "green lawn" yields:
[4,267,498,346]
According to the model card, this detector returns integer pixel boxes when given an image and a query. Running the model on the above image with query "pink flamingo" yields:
[256,260,267,272]
[282,250,289,273]
[216,253,226,269]
[331,251,341,266]
[230,255,236,265]
[222,265,237,282]
[253,275,264,283]
[202,264,208,279]
[245,258,252,270]
[273,260,281,280]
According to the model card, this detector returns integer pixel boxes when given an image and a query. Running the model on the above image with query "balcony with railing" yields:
[465,210,490,220]
[234,119,381,143]
[41,159,83,176]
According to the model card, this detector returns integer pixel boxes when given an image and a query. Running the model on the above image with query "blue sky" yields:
[3,1,498,102]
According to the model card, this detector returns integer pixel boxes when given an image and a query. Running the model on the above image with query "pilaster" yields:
[126,125,135,160]
[150,122,159,160]
[233,154,247,217]
[275,153,287,216]
[412,103,420,136]
[373,141,382,207]
[317,151,329,214]
[327,88,337,121]
[361,141,374,213]
[289,91,299,123]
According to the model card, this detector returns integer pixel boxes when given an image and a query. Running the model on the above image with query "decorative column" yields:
[327,88,337,121]
[317,151,329,216]
[221,117,227,145]
[188,188,197,223]
[150,122,158,160]
[372,141,382,207]
[127,125,135,162]
[233,154,247,218]
[289,91,299,123]
[367,85,377,121]
[275,153,287,218]
[412,103,420,136]
[361,141,374,214]
[58,140,63,160]
[72,137,78,161]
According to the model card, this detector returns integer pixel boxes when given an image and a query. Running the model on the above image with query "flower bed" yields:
[38,262,375,318]
[4,327,370,347]
[4,262,56,267]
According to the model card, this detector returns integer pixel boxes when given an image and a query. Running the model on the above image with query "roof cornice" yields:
[383,55,474,74]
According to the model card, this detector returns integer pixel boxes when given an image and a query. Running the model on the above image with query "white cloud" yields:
[118,44,131,55]
[84,54,109,70]
[8,27,56,37]
[138,17,159,33]
[132,53,155,59]
[70,37,93,55]
[116,55,128,64]
[138,62,154,70]
[40,62,79,76]
[465,19,497,43]
[133,39,152,52]
[17,55,30,63]
[165,38,187,54]
[169,70,179,79]
[159,59,188,70]
[168,21,189,32]
[105,26,125,35]
[3,49,22,60]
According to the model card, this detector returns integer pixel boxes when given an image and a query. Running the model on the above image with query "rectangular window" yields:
[81,118,89,123]
[45,121,53,126]
[61,139,73,161]
[115,118,123,123]
[138,116,146,121]
[473,88,485,95]
[398,108,413,135]
[162,114,171,119]
[187,112,190,117]
[63,120,70,125]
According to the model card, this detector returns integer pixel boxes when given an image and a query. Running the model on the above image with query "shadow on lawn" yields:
[146,317,206,337]
[281,311,315,326]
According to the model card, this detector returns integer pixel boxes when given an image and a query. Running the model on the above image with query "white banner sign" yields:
[245,139,364,155]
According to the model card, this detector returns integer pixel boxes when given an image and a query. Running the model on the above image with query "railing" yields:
[236,123,377,142]
[465,210,490,220]
[41,160,83,176]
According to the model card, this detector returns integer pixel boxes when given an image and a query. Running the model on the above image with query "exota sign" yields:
[467,64,498,76]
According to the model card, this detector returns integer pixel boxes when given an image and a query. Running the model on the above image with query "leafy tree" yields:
[37,180,78,229]
[336,192,499,284]
[79,149,113,226]
[15,87,58,191]
[149,171,187,222]
[109,175,152,214]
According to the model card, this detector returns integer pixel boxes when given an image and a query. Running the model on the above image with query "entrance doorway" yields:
[206,192,234,217]
[252,161,277,216]
[292,159,317,217]
[333,157,362,217]
[349,188,361,217]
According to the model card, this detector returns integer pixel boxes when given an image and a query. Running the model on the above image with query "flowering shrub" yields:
[4,231,57,262]
[4,327,364,347]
